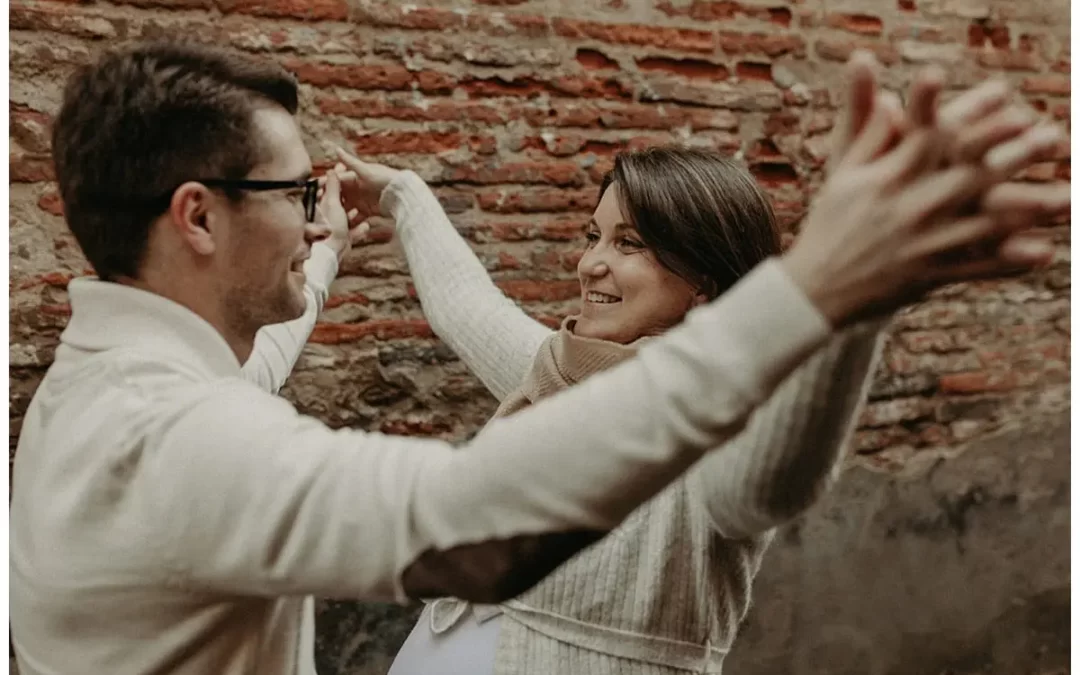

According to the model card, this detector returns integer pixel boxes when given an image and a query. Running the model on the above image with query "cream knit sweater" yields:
[387,171,885,674]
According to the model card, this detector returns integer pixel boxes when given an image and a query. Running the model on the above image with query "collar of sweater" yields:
[62,278,242,379]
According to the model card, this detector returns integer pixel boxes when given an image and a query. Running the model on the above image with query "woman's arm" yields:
[239,243,338,393]
[383,172,553,401]
[686,320,886,539]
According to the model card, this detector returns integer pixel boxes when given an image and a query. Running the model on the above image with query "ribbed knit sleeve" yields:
[240,242,338,393]
[383,171,552,402]
[686,320,886,539]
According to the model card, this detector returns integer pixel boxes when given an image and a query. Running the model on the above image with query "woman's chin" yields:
[573,315,619,342]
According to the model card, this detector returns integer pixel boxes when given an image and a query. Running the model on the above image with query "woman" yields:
[372,144,886,675]
[351,73,1063,670]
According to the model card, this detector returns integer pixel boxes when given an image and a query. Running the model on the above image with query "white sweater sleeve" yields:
[384,172,552,401]
[238,243,338,393]
[687,320,886,539]
[151,258,833,604]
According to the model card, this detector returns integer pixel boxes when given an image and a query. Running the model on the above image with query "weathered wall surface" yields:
[9,0,1070,673]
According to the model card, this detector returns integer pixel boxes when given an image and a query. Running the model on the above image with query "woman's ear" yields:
[693,292,709,308]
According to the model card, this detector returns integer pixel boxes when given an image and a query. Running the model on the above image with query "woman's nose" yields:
[579,250,610,278]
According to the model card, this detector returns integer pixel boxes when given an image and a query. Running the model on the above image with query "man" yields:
[10,40,1065,675]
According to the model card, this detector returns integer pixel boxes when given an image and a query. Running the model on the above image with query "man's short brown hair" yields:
[51,40,300,281]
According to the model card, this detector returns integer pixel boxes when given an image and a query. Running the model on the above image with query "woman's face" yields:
[574,184,703,344]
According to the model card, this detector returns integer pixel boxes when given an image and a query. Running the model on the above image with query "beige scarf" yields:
[491,316,643,420]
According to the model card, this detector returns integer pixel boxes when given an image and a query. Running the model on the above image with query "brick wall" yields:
[8,0,1071,672]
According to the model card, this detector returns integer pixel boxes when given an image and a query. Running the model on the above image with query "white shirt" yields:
[10,235,830,675]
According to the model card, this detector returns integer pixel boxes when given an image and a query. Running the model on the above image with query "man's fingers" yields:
[998,230,1056,266]
[982,181,1071,216]
[985,123,1066,177]
[930,233,1054,283]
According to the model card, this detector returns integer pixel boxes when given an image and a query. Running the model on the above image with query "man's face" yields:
[218,106,319,336]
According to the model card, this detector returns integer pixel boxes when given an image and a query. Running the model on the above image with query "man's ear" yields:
[168,182,219,256]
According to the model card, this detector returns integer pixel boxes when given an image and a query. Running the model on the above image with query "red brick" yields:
[717,31,807,58]
[1021,75,1070,96]
[576,48,620,70]
[40,303,72,317]
[495,279,581,302]
[826,13,884,35]
[898,0,916,10]
[218,0,348,21]
[635,57,729,80]
[11,154,55,183]
[975,50,1043,71]
[736,61,773,81]
[642,80,783,111]
[37,191,64,217]
[656,1,793,26]
[553,18,716,54]
[353,131,462,155]
[323,293,370,310]
[353,5,464,31]
[310,319,434,344]
[890,23,960,43]
[379,416,456,437]
[461,77,548,98]
[318,94,512,125]
[523,102,739,131]
[467,135,499,156]
[815,37,900,65]
[112,0,211,7]
[861,397,935,427]
[469,13,550,38]
[939,371,1020,393]
[9,3,117,39]
[495,251,525,270]
[546,75,634,99]
[286,60,413,90]
[445,161,587,187]
[476,188,598,213]
[464,217,587,243]
[10,107,52,154]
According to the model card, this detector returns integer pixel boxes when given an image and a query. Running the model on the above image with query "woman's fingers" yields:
[937,79,1011,135]
[905,65,945,129]
[952,106,1035,164]
[837,91,903,171]
[828,50,880,169]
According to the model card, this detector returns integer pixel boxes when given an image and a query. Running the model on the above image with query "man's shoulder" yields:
[40,345,292,428]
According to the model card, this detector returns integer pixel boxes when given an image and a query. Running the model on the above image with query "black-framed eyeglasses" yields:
[196,178,319,222]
